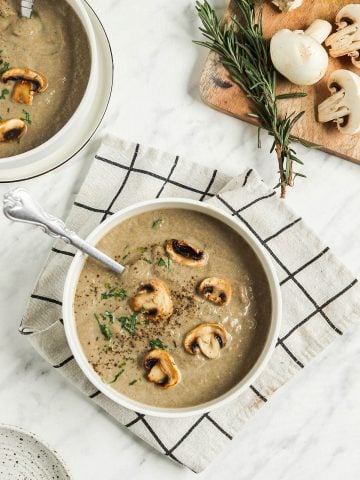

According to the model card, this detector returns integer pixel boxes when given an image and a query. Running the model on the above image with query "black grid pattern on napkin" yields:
[20,141,359,473]
[215,194,358,366]
[73,152,219,219]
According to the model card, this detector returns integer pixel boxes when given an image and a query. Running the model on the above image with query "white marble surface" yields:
[1,0,360,478]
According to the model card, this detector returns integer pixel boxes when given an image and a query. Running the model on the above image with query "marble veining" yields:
[0,0,360,478]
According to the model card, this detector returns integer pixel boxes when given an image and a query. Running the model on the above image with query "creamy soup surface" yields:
[74,209,272,408]
[0,0,91,157]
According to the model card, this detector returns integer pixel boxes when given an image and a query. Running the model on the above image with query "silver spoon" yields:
[21,0,34,18]
[3,188,124,275]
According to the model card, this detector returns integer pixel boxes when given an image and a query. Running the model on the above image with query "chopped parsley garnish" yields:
[0,88,9,100]
[143,257,152,264]
[0,62,10,75]
[138,246,148,253]
[20,109,32,125]
[119,312,137,334]
[94,314,112,341]
[102,310,114,324]
[108,368,125,384]
[151,219,162,229]
[101,284,127,300]
[158,257,166,267]
[122,253,129,260]
[158,255,170,270]
[129,379,137,386]
[149,338,167,350]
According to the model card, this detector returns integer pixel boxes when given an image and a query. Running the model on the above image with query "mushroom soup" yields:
[0,0,91,157]
[74,209,272,408]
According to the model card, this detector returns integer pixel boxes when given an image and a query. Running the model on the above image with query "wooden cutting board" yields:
[199,0,360,164]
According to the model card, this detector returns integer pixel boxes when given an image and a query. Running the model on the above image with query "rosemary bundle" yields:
[195,0,313,198]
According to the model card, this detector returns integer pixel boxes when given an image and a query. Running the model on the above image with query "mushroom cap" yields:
[270,28,329,86]
[164,239,209,267]
[184,323,228,359]
[2,67,48,92]
[335,4,360,26]
[143,349,180,389]
[198,277,232,306]
[320,69,360,134]
[130,279,173,321]
[0,118,27,142]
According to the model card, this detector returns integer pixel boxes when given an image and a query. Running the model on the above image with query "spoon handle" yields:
[3,188,124,275]
[21,0,34,18]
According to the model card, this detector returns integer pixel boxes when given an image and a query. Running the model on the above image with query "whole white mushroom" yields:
[270,19,332,86]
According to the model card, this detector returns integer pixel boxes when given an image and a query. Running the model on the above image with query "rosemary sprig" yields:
[194,0,309,197]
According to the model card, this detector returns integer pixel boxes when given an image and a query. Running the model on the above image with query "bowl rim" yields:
[0,0,98,166]
[62,198,282,418]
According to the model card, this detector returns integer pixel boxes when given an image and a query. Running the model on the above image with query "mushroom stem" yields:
[304,19,332,45]
[318,89,350,122]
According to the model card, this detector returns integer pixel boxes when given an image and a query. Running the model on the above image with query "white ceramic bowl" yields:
[0,0,99,174]
[63,198,282,418]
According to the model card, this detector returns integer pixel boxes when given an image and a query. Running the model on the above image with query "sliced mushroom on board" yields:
[143,349,181,388]
[130,279,173,321]
[0,118,27,142]
[184,323,228,359]
[325,4,360,68]
[2,67,48,105]
[318,70,360,135]
[164,239,208,267]
[198,277,232,306]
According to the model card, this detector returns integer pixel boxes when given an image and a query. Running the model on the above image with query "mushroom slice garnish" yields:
[2,67,48,105]
[130,279,173,321]
[164,239,208,267]
[144,349,180,389]
[198,277,232,306]
[0,118,27,142]
[184,323,228,359]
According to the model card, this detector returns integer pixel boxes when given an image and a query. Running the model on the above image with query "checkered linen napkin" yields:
[20,135,360,473]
